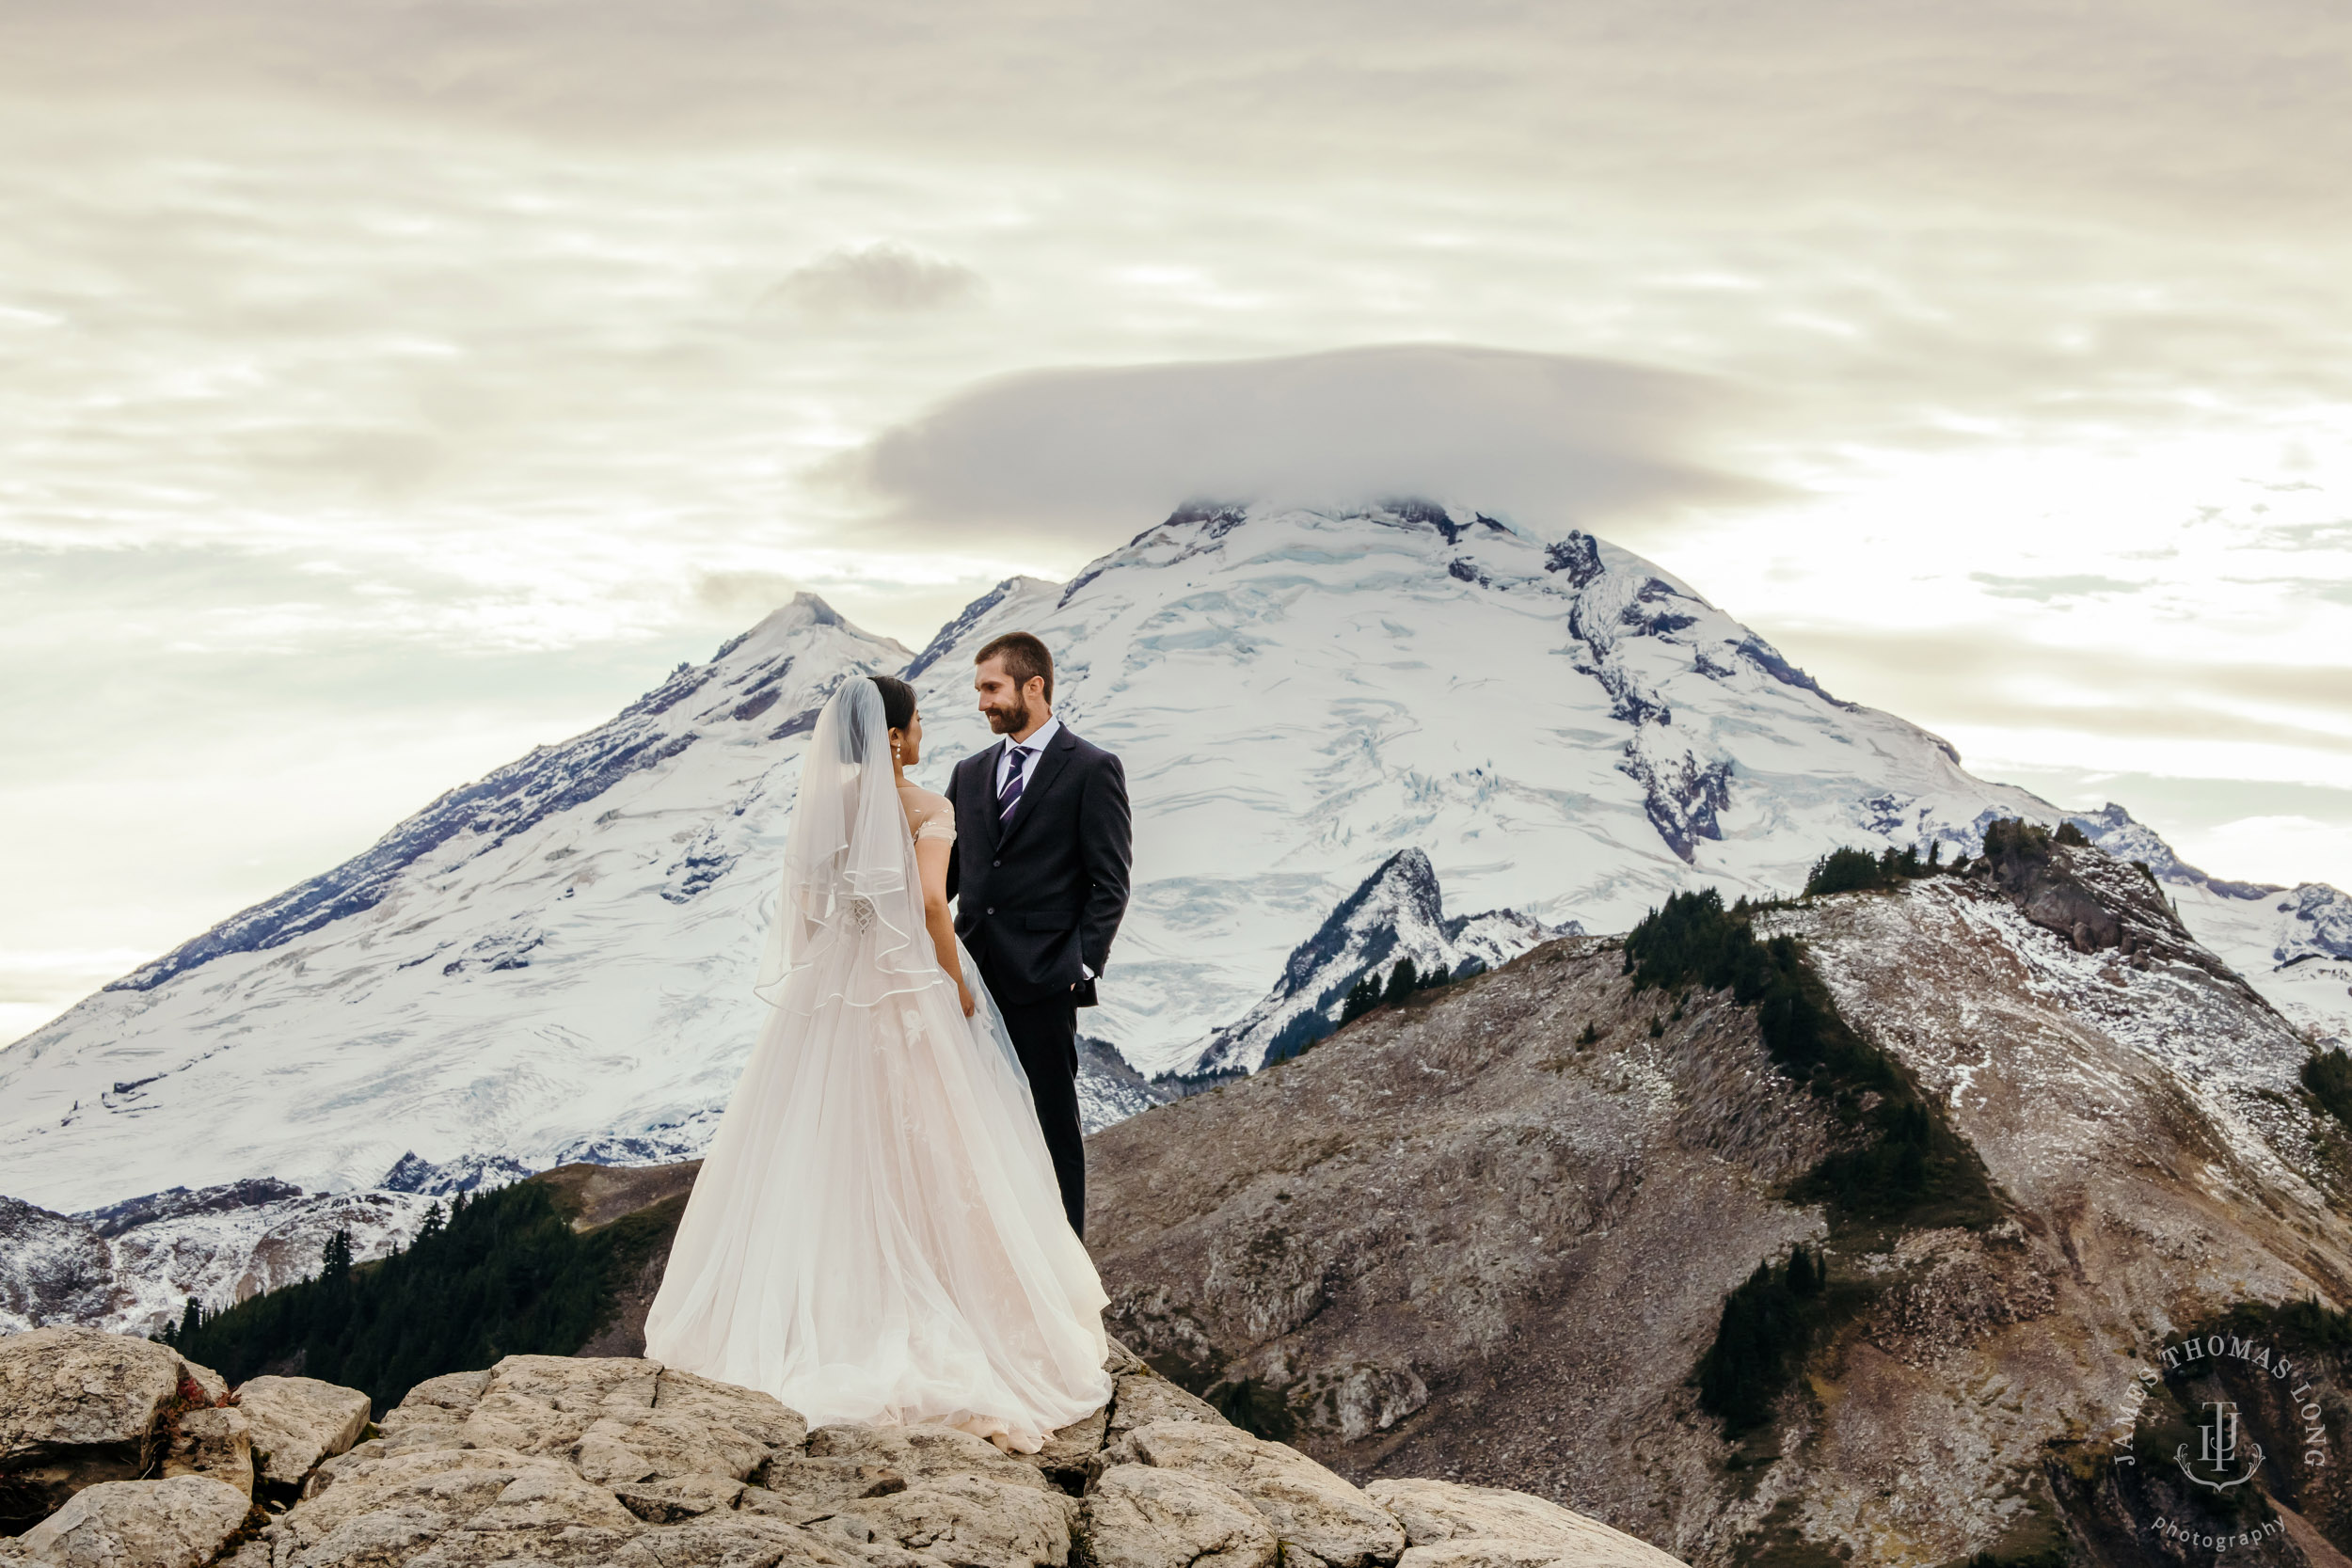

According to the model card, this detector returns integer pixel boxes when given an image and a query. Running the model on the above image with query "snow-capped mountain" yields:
[0,594,910,1215]
[1193,847,1571,1076]
[2068,801,2352,1052]
[0,1181,441,1336]
[4,499,2346,1260]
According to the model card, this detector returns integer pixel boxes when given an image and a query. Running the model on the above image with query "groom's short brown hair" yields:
[976,631,1054,705]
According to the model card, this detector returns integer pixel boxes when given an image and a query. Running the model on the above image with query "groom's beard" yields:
[983,697,1031,736]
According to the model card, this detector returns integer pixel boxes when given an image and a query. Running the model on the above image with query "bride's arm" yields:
[914,837,977,1018]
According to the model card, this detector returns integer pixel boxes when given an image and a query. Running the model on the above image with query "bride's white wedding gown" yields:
[643,682,1112,1450]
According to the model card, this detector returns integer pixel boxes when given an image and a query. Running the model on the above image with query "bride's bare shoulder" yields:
[898,784,952,817]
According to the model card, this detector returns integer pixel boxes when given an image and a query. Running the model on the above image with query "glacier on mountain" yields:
[3,499,2347,1326]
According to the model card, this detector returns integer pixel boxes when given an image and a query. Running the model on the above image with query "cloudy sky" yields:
[5,0,2350,1042]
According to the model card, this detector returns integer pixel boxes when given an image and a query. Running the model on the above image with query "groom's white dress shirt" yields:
[993,715,1062,797]
[993,716,1090,982]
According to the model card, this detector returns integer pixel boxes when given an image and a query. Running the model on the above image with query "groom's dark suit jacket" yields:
[945,724,1132,1008]
[945,721,1130,1239]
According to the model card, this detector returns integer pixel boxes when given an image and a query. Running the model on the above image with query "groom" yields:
[946,631,1132,1240]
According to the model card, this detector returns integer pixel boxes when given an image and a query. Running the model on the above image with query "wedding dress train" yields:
[643,681,1111,1449]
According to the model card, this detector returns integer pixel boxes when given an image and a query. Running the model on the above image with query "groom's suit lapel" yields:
[996,728,1075,852]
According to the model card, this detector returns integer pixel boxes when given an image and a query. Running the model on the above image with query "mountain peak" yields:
[1189,847,1572,1075]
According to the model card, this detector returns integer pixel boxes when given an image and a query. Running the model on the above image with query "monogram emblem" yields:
[2177,1399,2264,1492]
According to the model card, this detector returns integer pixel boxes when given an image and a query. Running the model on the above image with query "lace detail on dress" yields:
[914,815,957,844]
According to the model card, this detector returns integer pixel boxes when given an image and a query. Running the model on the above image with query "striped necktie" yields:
[997,744,1031,821]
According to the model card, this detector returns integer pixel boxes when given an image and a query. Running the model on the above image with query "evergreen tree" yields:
[416,1201,446,1243]
[321,1228,355,1285]
[170,1176,679,1413]
[1340,975,1381,1024]
[179,1294,203,1343]
[1382,958,1419,1006]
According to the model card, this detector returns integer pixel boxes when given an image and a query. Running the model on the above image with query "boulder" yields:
[0,1326,188,1528]
[653,1369,810,1450]
[836,1473,1076,1568]
[456,1354,660,1456]
[1078,1464,1279,1568]
[13,1474,251,1568]
[1366,1481,1685,1568]
[1102,1420,1404,1568]
[162,1404,254,1494]
[804,1423,1050,1492]
[269,1446,649,1568]
[1013,1406,1108,1491]
[460,1463,647,1530]
[745,1456,911,1524]
[1104,1377,1227,1439]
[1396,1545,1675,1568]
[237,1375,374,1487]
[613,1472,748,1524]
[404,1523,645,1567]
[180,1358,232,1407]
[609,1513,852,1568]
[1103,1338,1148,1377]
[579,1407,771,1487]
[275,1445,624,1559]
[372,1369,494,1454]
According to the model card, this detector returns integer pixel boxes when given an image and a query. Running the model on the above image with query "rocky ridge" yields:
[1085,835,2352,1564]
[0,1327,1684,1568]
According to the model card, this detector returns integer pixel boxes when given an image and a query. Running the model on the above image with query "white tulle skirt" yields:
[642,930,1112,1449]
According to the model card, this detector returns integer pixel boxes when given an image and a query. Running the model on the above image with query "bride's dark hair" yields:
[868,674,917,733]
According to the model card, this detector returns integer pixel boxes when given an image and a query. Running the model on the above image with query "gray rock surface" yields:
[0,1324,192,1528]
[1104,1421,1405,1568]
[14,1474,251,1568]
[1366,1481,1685,1568]
[1010,1407,1106,1490]
[162,1404,254,1493]
[457,1354,660,1456]
[238,1375,374,1486]
[804,1424,1050,1493]
[746,1455,911,1523]
[843,1474,1076,1568]
[1079,1464,1279,1568]
[1104,1376,1224,1440]
[0,1335,1685,1568]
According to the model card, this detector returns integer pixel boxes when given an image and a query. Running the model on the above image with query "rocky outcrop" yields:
[0,1326,226,1532]
[0,1332,1676,1568]
[1975,817,2225,978]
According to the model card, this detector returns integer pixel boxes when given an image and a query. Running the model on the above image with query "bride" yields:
[643,675,1113,1450]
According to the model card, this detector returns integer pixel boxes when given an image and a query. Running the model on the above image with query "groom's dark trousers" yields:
[946,722,1132,1241]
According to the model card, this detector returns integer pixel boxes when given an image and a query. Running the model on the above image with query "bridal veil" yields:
[643,679,1112,1449]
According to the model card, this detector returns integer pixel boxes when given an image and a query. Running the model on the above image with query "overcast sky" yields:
[5,0,2350,1042]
